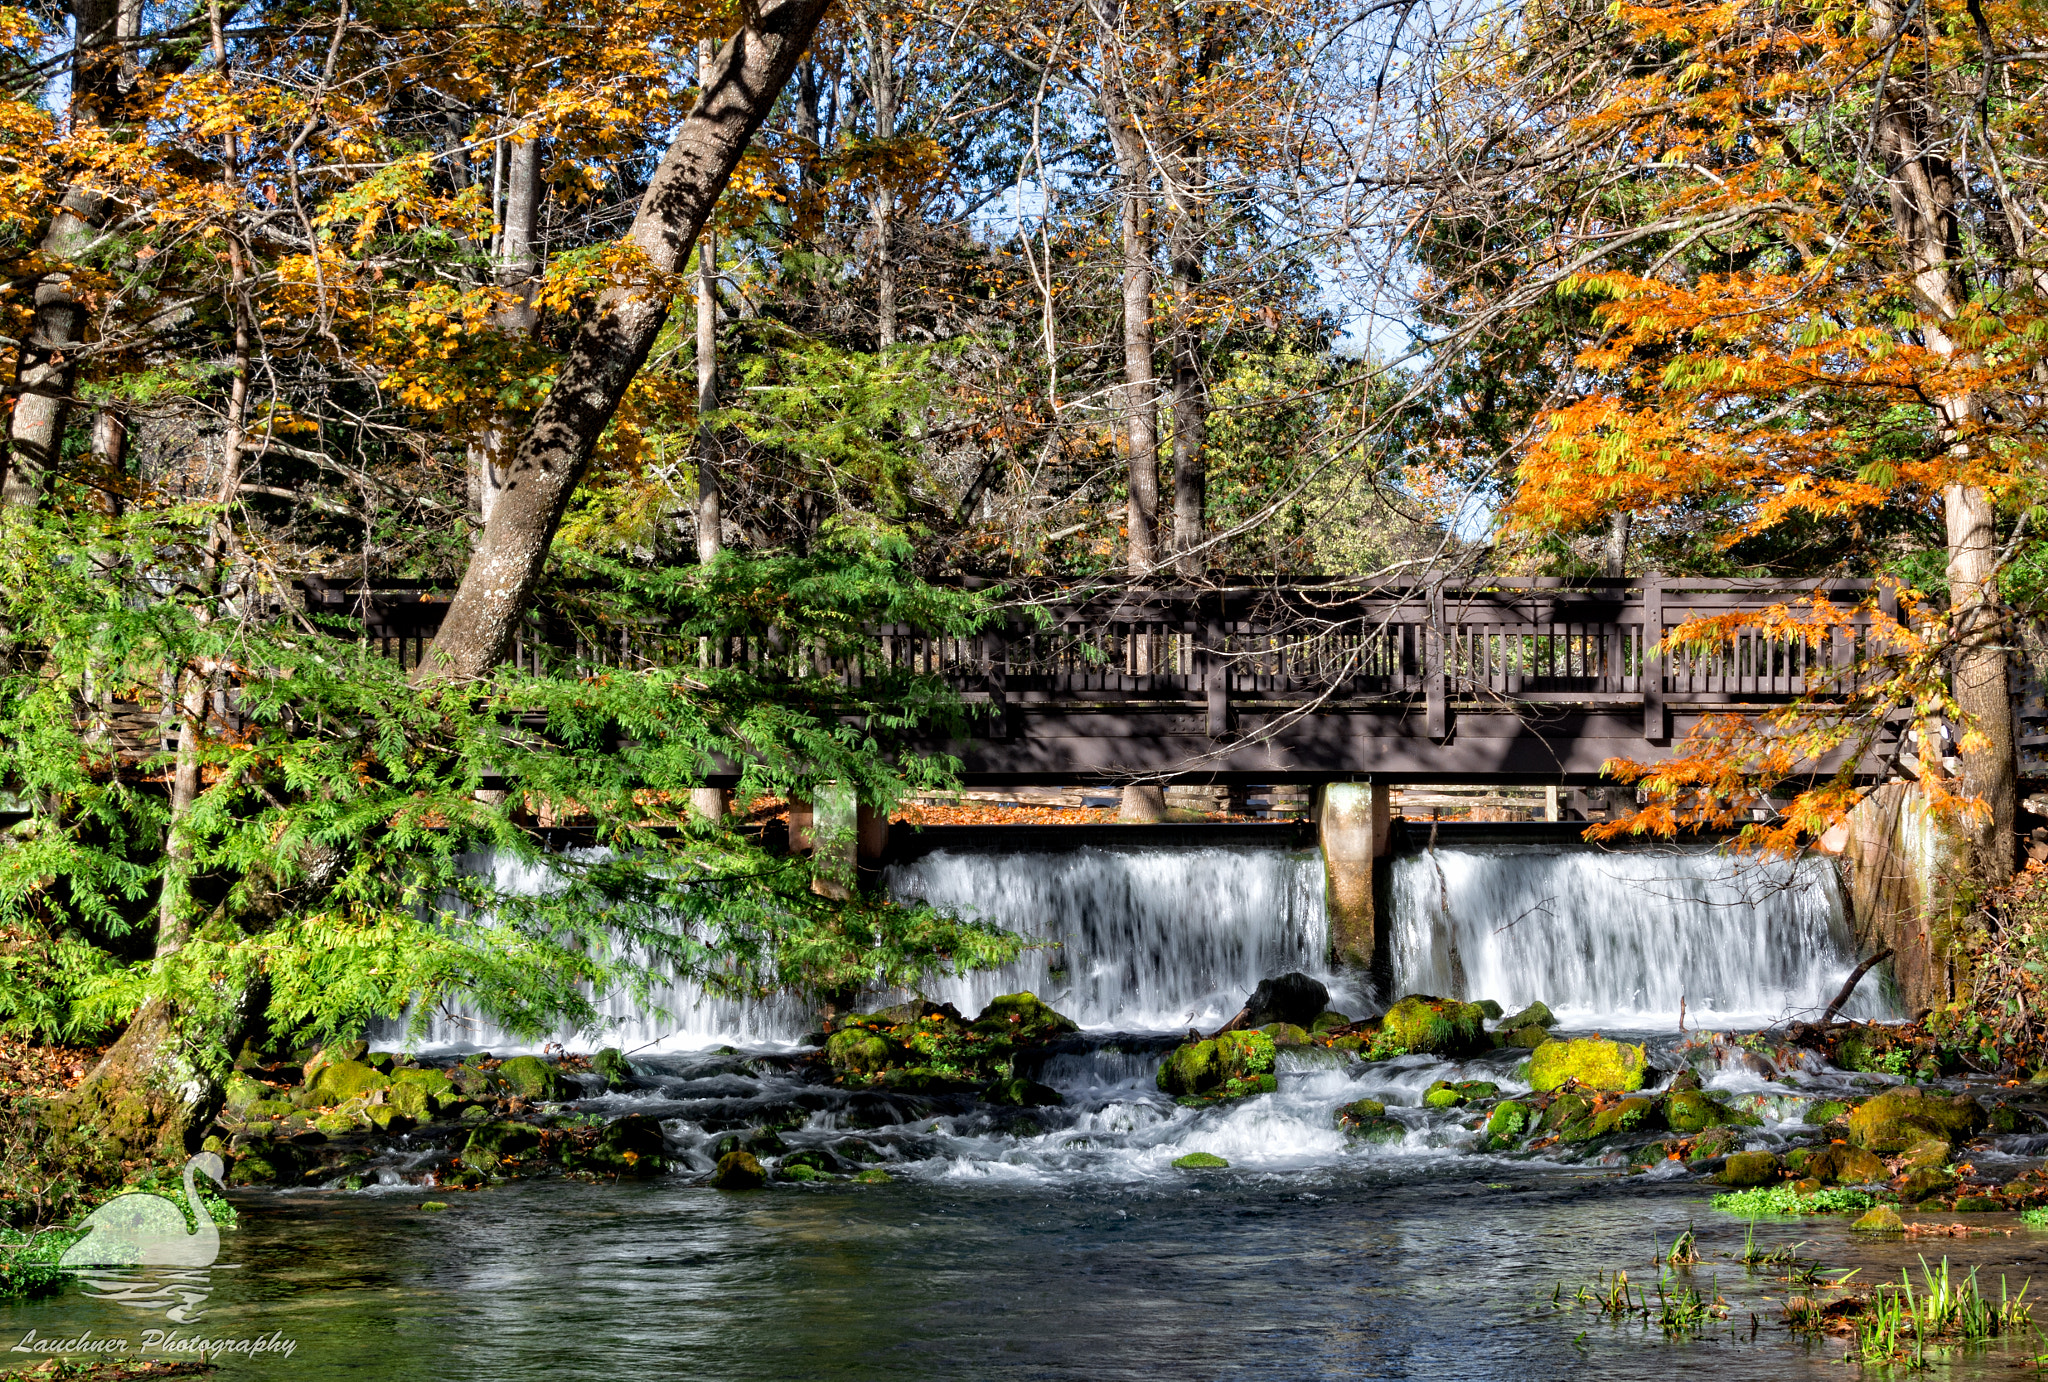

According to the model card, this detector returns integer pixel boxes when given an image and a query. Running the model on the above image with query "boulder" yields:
[224,1072,270,1112]
[447,1060,495,1098]
[495,1056,561,1100]
[1242,973,1330,1029]
[1334,1098,1386,1128]
[1309,1012,1352,1035]
[388,1068,455,1120]
[593,1048,635,1092]
[464,1121,544,1164]
[989,1076,1064,1107]
[312,1111,356,1137]
[307,1059,390,1104]
[1802,1099,1853,1126]
[302,1040,369,1086]
[1527,1039,1648,1093]
[1589,1097,1659,1138]
[825,1028,904,1074]
[852,1168,893,1184]
[1543,1092,1596,1137]
[1424,1082,1465,1109]
[1498,1001,1557,1032]
[971,993,1080,1042]
[1665,1089,1744,1133]
[1846,1088,1987,1152]
[1851,1205,1905,1232]
[1831,1146,1888,1184]
[1260,1022,1313,1047]
[1483,1100,1530,1148]
[1898,1167,1956,1202]
[711,1150,766,1189]
[1156,1030,1278,1102]
[1497,1026,1551,1049]
[226,1146,298,1186]
[1474,999,1504,1020]
[1720,1150,1784,1187]
[1377,996,1491,1057]
[1955,1195,2003,1213]
[574,1115,666,1176]
[1172,1152,1230,1169]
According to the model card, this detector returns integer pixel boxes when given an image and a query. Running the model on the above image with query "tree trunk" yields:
[694,39,723,566]
[1167,186,1206,581]
[415,0,832,686]
[1871,0,2016,884]
[1095,46,1159,579]
[866,16,899,348]
[3,0,140,511]
[1602,510,1629,578]
[472,111,545,529]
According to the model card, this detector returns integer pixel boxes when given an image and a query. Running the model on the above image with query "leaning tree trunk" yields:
[414,0,832,685]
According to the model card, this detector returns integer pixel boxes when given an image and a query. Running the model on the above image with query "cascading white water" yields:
[386,832,1899,1054]
[882,845,1343,1031]
[1386,841,1897,1027]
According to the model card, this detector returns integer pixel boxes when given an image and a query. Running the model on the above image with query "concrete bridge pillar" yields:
[801,784,890,898]
[1320,782,1391,969]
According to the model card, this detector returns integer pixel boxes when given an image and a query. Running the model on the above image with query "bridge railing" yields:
[301,575,1896,739]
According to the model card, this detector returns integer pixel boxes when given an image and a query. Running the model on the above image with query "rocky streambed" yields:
[203,976,2048,1223]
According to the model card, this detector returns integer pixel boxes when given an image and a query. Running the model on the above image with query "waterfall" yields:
[1385,841,1896,1027]
[883,845,1341,1031]
[382,832,1896,1055]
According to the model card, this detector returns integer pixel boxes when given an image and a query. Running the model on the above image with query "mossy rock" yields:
[971,992,1080,1043]
[1483,1099,1530,1148]
[1334,1098,1386,1129]
[447,1061,496,1098]
[1527,1038,1648,1093]
[495,1056,562,1100]
[1954,1195,2003,1213]
[1899,1137,1952,1175]
[1665,1089,1742,1134]
[1378,995,1490,1057]
[711,1150,766,1189]
[572,1114,666,1176]
[1852,1205,1905,1233]
[1719,1150,1784,1187]
[1846,1088,1987,1152]
[312,1111,356,1137]
[852,1168,893,1184]
[989,1076,1064,1107]
[1424,1081,1465,1109]
[243,1098,297,1121]
[780,1163,824,1182]
[1474,999,1504,1020]
[825,1028,905,1075]
[226,1146,299,1186]
[1687,1126,1743,1163]
[1497,1026,1551,1049]
[302,1041,369,1086]
[1988,1104,2026,1134]
[1802,1099,1853,1126]
[1831,1146,1888,1184]
[1589,1097,1659,1138]
[1498,1001,1556,1031]
[1309,1012,1351,1035]
[1260,1022,1313,1047]
[1455,1081,1498,1100]
[593,1047,635,1092]
[308,1059,390,1103]
[464,1121,544,1164]
[1172,1152,1230,1169]
[1543,1092,1595,1136]
[1898,1167,1957,1203]
[224,1072,270,1112]
[1156,1029,1277,1102]
[1324,1034,1369,1053]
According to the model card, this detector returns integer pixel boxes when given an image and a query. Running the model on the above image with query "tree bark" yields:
[866,15,899,349]
[1602,510,1629,578]
[415,0,832,686]
[472,109,544,529]
[1095,47,1160,579]
[695,37,723,567]
[1167,179,1206,581]
[1871,0,2016,884]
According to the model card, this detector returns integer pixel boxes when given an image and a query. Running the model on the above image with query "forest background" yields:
[5,0,2048,1169]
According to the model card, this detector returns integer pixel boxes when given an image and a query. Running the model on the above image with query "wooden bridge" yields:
[306,575,1934,785]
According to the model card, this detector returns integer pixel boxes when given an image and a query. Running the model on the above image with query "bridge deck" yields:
[302,575,1918,784]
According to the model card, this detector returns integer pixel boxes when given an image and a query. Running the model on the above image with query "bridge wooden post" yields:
[1202,608,1230,738]
[1643,574,1666,744]
[1426,587,1448,739]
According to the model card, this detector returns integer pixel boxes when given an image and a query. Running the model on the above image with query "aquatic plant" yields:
[2021,1206,2048,1229]
[1664,1226,1700,1266]
[1712,1183,1881,1217]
